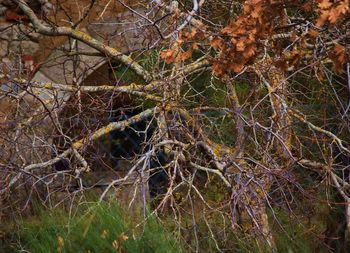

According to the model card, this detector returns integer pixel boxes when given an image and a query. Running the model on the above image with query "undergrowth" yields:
[3,202,182,253]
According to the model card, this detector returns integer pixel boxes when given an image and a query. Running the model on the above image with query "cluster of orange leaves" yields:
[160,0,349,75]
[316,0,349,73]
[211,0,283,75]
[330,43,348,73]
[210,0,349,75]
[160,28,205,64]
[316,0,349,26]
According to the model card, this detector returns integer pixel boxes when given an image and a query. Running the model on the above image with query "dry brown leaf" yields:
[211,37,223,50]
[180,49,193,61]
[230,63,244,73]
[318,0,332,9]
[328,8,341,23]
[337,0,349,15]
[334,43,346,63]
[302,2,313,12]
[331,43,347,73]
[236,40,246,52]
[212,62,225,76]
[192,43,199,50]
[160,49,175,64]
[316,10,330,27]
[243,45,256,58]
[308,29,319,38]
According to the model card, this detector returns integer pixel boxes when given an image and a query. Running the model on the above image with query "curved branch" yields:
[14,0,153,82]
[288,108,350,155]
[0,107,159,195]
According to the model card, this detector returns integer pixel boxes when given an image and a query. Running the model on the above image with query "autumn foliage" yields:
[160,0,349,76]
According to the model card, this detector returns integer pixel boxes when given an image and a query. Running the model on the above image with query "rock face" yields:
[1,2,156,110]
[0,0,157,123]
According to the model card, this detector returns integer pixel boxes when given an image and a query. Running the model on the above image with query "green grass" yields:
[0,199,339,253]
[10,202,182,253]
